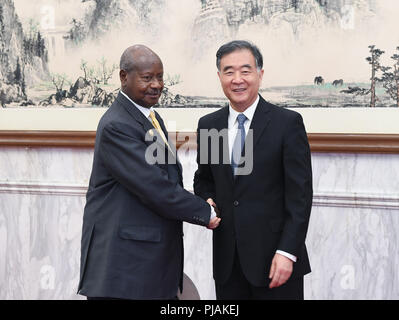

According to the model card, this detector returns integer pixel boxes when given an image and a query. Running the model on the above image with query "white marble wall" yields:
[305,153,399,300]
[0,147,398,299]
[0,148,93,300]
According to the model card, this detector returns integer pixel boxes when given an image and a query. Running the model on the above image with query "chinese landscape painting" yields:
[1,0,398,109]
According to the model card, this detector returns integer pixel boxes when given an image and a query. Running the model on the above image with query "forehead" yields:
[219,49,256,68]
[133,55,164,73]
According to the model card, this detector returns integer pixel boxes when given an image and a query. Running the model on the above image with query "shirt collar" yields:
[228,95,259,127]
[120,90,153,119]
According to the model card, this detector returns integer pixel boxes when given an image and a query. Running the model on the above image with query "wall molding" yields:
[1,181,398,210]
[1,131,399,153]
[312,192,399,210]
[0,182,87,196]
[0,131,96,148]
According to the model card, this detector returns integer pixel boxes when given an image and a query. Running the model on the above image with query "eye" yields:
[142,75,152,81]
[225,71,233,76]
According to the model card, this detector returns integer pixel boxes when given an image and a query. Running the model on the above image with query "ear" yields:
[120,70,127,86]
[217,71,221,81]
[258,69,264,81]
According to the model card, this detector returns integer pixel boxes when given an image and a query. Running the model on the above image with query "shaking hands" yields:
[206,198,221,230]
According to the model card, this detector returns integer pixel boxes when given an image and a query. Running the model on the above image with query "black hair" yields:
[216,40,263,71]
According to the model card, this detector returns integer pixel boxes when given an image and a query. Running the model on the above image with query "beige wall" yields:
[1,107,398,134]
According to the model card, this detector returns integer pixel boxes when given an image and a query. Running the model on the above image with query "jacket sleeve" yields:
[278,113,313,257]
[98,121,211,227]
[193,118,216,201]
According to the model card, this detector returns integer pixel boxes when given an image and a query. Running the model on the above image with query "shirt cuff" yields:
[209,205,217,219]
[276,250,297,262]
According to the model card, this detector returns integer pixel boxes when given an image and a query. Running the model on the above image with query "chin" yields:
[232,97,248,106]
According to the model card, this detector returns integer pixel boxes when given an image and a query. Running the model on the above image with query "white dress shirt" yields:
[228,95,297,263]
[120,90,217,221]
[120,90,153,118]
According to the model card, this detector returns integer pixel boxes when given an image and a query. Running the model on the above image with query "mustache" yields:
[147,90,161,95]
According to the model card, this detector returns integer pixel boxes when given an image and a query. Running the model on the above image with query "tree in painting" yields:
[366,45,384,108]
[379,47,399,108]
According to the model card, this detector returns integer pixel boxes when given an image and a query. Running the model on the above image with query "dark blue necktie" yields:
[231,113,247,175]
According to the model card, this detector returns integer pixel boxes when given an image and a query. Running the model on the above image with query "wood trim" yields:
[0,130,399,153]
[0,131,96,148]
[308,133,399,154]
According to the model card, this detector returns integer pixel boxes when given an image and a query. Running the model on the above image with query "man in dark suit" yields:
[78,45,220,300]
[194,40,313,300]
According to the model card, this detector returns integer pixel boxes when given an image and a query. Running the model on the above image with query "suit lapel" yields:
[116,93,179,168]
[117,93,176,153]
[116,92,154,133]
[210,99,271,186]
[155,111,182,173]
[212,106,234,186]
[248,95,272,151]
[234,95,271,184]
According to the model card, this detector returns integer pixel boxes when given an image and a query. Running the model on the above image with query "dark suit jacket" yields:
[78,92,211,299]
[194,95,313,287]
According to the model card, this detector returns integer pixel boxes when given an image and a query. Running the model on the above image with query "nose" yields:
[150,78,163,89]
[232,72,244,84]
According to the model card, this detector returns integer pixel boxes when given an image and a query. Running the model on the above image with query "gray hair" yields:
[120,47,136,72]
[216,40,263,71]
[119,45,160,73]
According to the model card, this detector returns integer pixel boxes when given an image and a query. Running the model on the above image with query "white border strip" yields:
[0,182,398,210]
[1,108,399,133]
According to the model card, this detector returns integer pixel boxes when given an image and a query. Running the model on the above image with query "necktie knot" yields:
[237,114,247,128]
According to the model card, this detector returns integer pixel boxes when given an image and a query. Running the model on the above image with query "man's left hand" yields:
[268,253,293,289]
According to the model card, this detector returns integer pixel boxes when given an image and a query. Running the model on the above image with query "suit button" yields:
[233,201,239,206]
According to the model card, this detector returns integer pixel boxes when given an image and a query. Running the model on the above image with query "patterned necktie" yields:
[231,113,247,175]
[149,111,172,152]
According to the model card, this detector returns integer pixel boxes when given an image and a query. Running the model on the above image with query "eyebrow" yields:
[138,71,163,76]
[222,64,253,72]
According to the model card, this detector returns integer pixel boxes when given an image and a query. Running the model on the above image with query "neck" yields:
[231,104,249,113]
[120,90,152,109]
[230,96,258,113]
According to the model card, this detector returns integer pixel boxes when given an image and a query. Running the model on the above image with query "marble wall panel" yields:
[0,147,398,299]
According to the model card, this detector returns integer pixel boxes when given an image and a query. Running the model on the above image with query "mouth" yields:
[146,91,161,98]
[232,88,247,93]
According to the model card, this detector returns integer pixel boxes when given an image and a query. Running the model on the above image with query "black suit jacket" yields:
[78,92,211,299]
[194,95,313,287]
